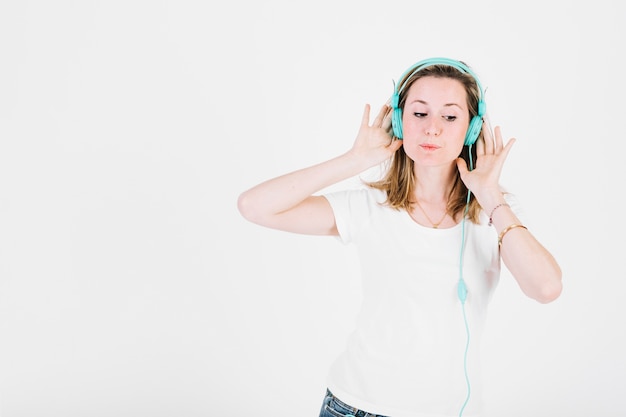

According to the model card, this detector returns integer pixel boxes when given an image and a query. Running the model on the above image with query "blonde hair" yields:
[366,63,484,223]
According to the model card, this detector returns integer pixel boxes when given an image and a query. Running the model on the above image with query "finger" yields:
[493,126,504,153]
[500,137,516,160]
[382,106,393,132]
[490,137,516,174]
[481,117,494,154]
[476,130,485,155]
[388,137,403,152]
[372,103,389,127]
[361,104,371,127]
[456,157,469,177]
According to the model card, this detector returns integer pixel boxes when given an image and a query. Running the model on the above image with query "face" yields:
[401,76,470,167]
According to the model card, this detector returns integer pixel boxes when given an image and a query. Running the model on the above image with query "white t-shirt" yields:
[323,187,519,417]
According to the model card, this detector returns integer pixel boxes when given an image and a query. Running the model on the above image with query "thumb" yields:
[389,138,403,153]
[456,158,468,176]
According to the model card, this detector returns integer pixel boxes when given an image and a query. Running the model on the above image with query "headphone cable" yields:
[457,145,474,417]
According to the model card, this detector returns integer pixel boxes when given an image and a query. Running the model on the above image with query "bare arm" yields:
[457,124,562,304]
[237,104,403,236]
[489,201,562,303]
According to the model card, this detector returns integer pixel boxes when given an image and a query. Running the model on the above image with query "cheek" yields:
[401,114,420,135]
[400,136,422,160]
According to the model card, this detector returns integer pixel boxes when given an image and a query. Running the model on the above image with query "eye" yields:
[413,112,427,118]
[443,115,457,121]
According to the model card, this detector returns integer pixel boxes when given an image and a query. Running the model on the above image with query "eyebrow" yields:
[409,99,464,110]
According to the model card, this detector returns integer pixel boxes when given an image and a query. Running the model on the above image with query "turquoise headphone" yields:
[390,57,486,146]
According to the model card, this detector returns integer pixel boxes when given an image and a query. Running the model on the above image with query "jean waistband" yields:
[326,389,384,417]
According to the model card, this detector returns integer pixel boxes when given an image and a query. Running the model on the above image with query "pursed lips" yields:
[420,143,440,151]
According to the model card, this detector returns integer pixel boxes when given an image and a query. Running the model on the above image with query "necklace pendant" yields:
[414,199,447,229]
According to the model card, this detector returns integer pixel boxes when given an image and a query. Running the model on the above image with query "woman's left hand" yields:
[456,120,516,203]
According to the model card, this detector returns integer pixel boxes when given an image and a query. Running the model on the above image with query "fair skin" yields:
[403,76,471,228]
[238,76,562,303]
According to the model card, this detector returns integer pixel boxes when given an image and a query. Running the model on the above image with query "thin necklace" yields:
[415,199,448,229]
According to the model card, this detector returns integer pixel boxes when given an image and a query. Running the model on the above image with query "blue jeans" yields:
[319,389,388,417]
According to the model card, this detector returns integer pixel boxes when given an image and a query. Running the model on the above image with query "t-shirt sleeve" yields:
[323,188,379,244]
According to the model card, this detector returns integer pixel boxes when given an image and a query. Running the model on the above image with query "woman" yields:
[237,58,562,417]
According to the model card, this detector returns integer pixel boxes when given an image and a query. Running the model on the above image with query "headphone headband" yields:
[394,57,485,99]
[391,57,486,145]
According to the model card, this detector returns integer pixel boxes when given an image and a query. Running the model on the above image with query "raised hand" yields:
[348,103,403,168]
[456,120,516,203]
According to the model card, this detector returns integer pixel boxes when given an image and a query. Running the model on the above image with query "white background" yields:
[0,1,624,416]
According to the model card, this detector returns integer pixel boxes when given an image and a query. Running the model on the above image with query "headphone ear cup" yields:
[464,115,483,146]
[392,107,404,139]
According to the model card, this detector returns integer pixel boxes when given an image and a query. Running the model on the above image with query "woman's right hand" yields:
[348,104,403,167]
[238,103,402,236]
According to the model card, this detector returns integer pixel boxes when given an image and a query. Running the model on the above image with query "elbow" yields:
[535,281,562,304]
[534,269,563,304]
[237,191,257,223]
[237,190,272,226]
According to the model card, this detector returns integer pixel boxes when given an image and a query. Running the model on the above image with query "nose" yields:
[424,118,441,136]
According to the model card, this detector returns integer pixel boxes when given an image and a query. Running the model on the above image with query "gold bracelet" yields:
[498,224,527,248]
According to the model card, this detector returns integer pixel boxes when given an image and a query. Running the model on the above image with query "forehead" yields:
[405,76,467,105]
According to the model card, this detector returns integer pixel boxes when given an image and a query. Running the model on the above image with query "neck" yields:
[413,164,456,203]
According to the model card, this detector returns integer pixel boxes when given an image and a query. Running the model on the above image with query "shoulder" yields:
[324,186,388,210]
[323,187,392,243]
